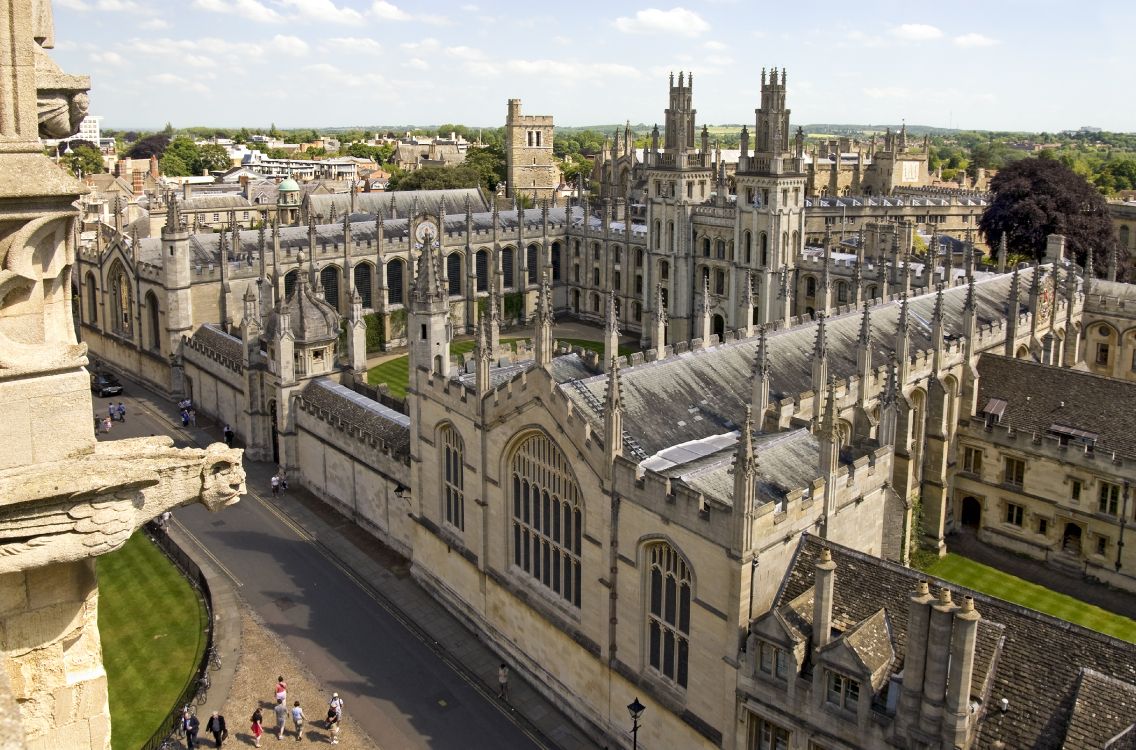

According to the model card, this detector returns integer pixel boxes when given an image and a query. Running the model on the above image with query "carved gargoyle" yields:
[0,437,245,574]
[31,0,90,140]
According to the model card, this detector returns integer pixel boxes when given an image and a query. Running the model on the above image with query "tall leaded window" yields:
[501,247,515,289]
[510,432,582,607]
[647,542,691,688]
[109,263,133,338]
[475,250,489,292]
[386,259,404,305]
[527,244,538,284]
[441,424,464,531]
[446,253,462,296]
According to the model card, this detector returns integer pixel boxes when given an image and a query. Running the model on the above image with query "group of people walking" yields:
[248,677,344,746]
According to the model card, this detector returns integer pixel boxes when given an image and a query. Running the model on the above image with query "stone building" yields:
[952,355,1136,592]
[1081,278,1136,382]
[505,98,560,200]
[804,126,933,198]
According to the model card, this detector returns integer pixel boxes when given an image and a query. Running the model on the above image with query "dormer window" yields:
[757,641,791,680]
[825,670,859,712]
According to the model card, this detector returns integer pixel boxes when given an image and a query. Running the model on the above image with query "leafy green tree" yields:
[198,144,232,173]
[269,122,281,138]
[387,164,484,192]
[60,143,105,177]
[346,142,379,160]
[159,152,190,176]
[463,145,506,191]
[979,157,1121,276]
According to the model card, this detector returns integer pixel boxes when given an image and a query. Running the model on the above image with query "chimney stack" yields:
[943,596,981,748]
[897,580,935,736]
[812,547,837,656]
[919,587,958,737]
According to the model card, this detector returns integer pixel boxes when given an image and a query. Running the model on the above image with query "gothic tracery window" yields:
[109,263,133,339]
[646,541,691,688]
[510,432,582,607]
[441,424,464,531]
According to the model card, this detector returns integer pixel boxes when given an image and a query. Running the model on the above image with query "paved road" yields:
[96,388,539,750]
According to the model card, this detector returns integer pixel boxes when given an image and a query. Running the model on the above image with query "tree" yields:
[387,164,484,192]
[463,145,506,192]
[125,133,170,159]
[60,143,105,177]
[198,144,232,173]
[979,157,1121,276]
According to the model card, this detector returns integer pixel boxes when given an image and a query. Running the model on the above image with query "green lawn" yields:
[367,338,521,398]
[99,532,208,750]
[920,553,1136,643]
[556,338,638,357]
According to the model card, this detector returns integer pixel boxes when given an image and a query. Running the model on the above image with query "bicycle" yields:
[207,644,222,671]
[195,672,211,706]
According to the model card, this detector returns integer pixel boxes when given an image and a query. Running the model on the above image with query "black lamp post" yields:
[627,697,645,750]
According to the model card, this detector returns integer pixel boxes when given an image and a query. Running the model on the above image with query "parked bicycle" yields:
[208,644,222,671]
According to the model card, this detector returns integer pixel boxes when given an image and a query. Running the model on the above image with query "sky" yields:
[50,0,1136,133]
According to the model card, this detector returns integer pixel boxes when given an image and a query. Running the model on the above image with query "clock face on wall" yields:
[415,219,438,244]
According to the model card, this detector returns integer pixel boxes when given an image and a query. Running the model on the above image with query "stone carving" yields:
[0,438,245,574]
[32,0,89,139]
[0,212,86,376]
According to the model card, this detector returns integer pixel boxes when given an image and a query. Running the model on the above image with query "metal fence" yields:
[138,522,215,750]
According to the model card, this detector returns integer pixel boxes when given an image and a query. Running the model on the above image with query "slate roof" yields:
[975,354,1136,459]
[1090,279,1136,303]
[563,269,1043,456]
[305,188,489,222]
[777,536,1136,750]
[181,194,252,211]
[1062,669,1136,750]
[300,379,410,458]
[190,323,243,362]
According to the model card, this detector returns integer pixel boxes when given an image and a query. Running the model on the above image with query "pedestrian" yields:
[205,711,227,748]
[107,402,115,421]
[275,676,287,705]
[273,698,288,740]
[102,417,112,434]
[325,707,340,745]
[183,709,201,749]
[271,474,280,496]
[250,707,264,748]
[93,415,101,433]
[181,409,190,427]
[279,468,288,492]
[223,423,235,447]
[116,402,126,422]
[157,510,172,533]
[497,663,509,701]
[291,701,305,742]
[189,407,197,426]
[328,692,343,719]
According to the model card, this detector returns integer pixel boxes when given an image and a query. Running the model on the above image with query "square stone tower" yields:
[504,99,559,201]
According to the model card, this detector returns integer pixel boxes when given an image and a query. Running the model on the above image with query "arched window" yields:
[551,242,561,281]
[145,291,161,352]
[633,301,642,320]
[837,282,847,303]
[613,271,621,291]
[715,269,726,295]
[653,220,661,249]
[635,275,643,295]
[646,542,691,688]
[613,246,622,264]
[791,230,799,256]
[806,277,816,298]
[446,253,462,296]
[593,242,601,261]
[716,240,725,259]
[321,265,340,308]
[387,258,404,305]
[284,269,299,299]
[573,264,580,283]
[527,244,538,284]
[502,248,515,290]
[702,238,711,257]
[593,267,600,286]
[636,248,644,268]
[441,424,464,531]
[476,250,489,292]
[591,293,600,312]
[744,231,752,264]
[510,432,582,607]
[354,263,374,308]
[84,272,98,325]
[109,262,133,338]
[660,260,669,280]
[760,232,769,267]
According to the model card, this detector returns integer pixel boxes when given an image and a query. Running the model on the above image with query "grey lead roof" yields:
[562,269,1043,456]
[300,378,410,458]
[305,188,489,221]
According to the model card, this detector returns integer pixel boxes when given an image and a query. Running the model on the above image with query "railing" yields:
[138,522,215,750]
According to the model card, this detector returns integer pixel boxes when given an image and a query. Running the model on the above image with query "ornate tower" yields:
[504,99,558,201]
[407,218,451,378]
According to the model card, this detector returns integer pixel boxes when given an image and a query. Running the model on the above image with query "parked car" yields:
[91,372,123,397]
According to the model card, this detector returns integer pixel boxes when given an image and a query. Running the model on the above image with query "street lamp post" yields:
[627,697,646,750]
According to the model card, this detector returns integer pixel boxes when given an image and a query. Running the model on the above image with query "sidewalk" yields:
[134,386,602,750]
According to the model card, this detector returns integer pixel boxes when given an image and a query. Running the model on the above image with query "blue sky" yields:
[50,0,1134,132]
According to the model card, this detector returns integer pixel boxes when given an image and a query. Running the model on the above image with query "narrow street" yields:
[96,383,541,750]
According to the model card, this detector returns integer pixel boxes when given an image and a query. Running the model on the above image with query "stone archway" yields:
[712,314,725,341]
[960,496,981,528]
[1062,522,1083,555]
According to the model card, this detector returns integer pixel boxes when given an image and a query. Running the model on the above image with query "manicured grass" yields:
[920,553,1136,643]
[556,337,638,357]
[99,532,207,750]
[367,338,521,398]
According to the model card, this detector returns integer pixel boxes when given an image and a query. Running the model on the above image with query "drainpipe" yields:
[1116,480,1130,573]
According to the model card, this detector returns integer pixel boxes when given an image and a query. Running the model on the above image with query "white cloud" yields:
[192,0,283,23]
[954,33,998,47]
[272,35,310,55]
[704,40,728,51]
[863,86,910,98]
[890,23,942,41]
[282,0,364,24]
[139,18,170,29]
[614,7,709,37]
[303,63,341,75]
[401,38,439,52]
[403,57,429,70]
[459,3,478,10]
[324,37,382,54]
[96,0,139,9]
[371,0,410,20]
[553,35,572,46]
[58,0,142,11]
[146,73,209,93]
[56,0,91,9]
[463,57,641,81]
[90,51,124,65]
[446,45,486,60]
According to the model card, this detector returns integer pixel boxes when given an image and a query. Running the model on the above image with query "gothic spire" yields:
[411,225,446,303]
[858,301,871,346]
[813,311,828,358]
